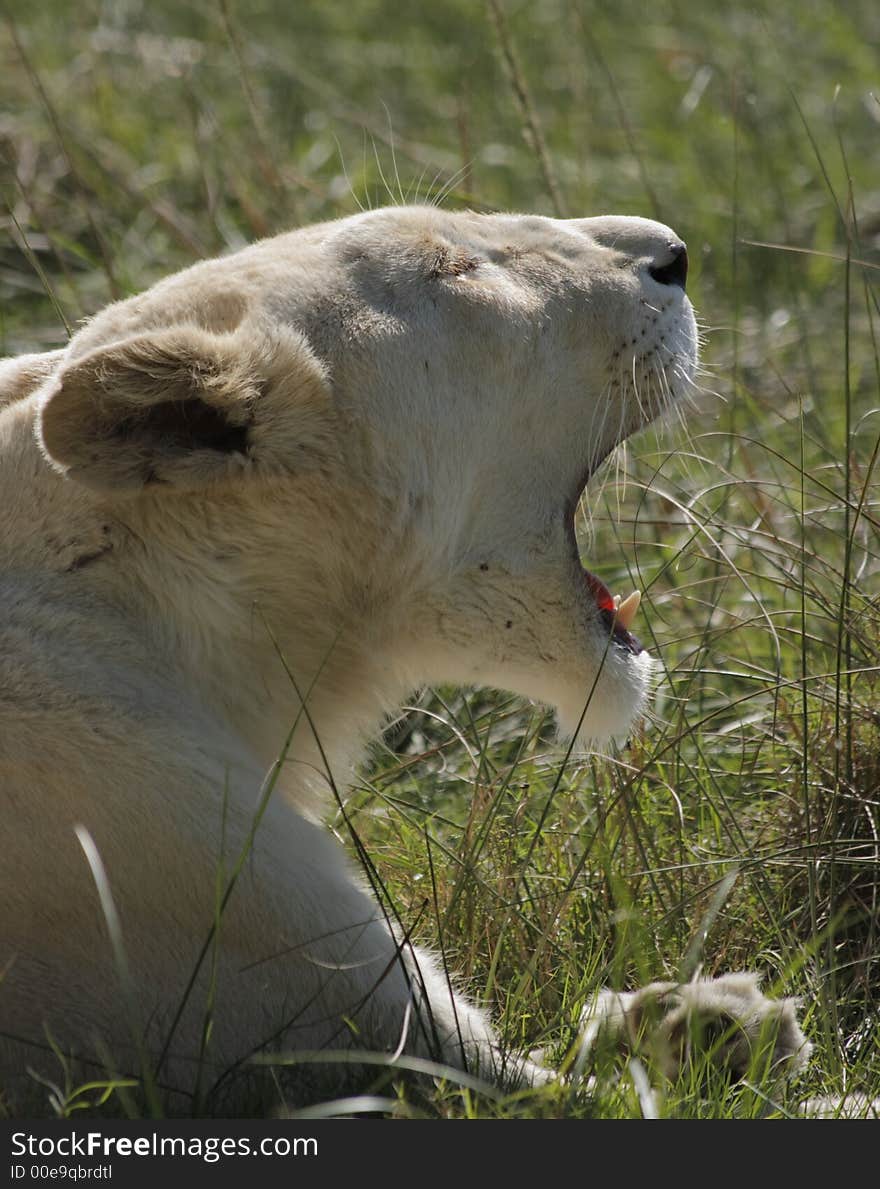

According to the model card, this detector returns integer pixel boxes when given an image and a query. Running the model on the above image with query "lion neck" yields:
[87,476,422,811]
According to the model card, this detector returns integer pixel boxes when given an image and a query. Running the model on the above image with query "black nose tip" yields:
[649,241,688,290]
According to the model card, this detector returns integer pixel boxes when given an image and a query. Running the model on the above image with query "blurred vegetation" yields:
[1,0,878,1117]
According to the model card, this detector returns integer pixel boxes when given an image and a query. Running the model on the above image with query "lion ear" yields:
[38,322,333,492]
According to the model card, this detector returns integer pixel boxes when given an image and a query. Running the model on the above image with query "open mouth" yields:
[566,300,696,661]
[583,569,643,655]
[564,492,645,657]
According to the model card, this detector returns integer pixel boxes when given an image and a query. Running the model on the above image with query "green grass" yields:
[2,0,878,1118]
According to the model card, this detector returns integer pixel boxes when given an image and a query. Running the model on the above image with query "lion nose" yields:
[649,241,688,290]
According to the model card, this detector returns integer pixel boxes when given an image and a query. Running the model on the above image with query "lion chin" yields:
[0,205,808,1114]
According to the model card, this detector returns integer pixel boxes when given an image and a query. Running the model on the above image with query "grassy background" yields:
[2,0,878,1117]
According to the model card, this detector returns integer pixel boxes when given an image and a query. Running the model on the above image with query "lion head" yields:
[6,206,697,795]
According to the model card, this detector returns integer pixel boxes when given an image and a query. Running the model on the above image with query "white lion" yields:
[0,206,808,1113]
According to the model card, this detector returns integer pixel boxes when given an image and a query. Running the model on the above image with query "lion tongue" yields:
[583,570,616,613]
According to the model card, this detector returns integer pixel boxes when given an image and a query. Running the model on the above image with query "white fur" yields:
[1,205,786,1114]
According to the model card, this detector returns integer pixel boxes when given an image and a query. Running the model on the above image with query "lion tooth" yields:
[615,590,641,631]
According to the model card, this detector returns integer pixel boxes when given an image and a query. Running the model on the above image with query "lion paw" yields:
[579,972,811,1083]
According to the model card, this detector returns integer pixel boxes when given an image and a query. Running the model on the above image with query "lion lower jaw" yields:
[553,649,655,748]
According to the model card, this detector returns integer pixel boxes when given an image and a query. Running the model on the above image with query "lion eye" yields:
[428,246,481,279]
